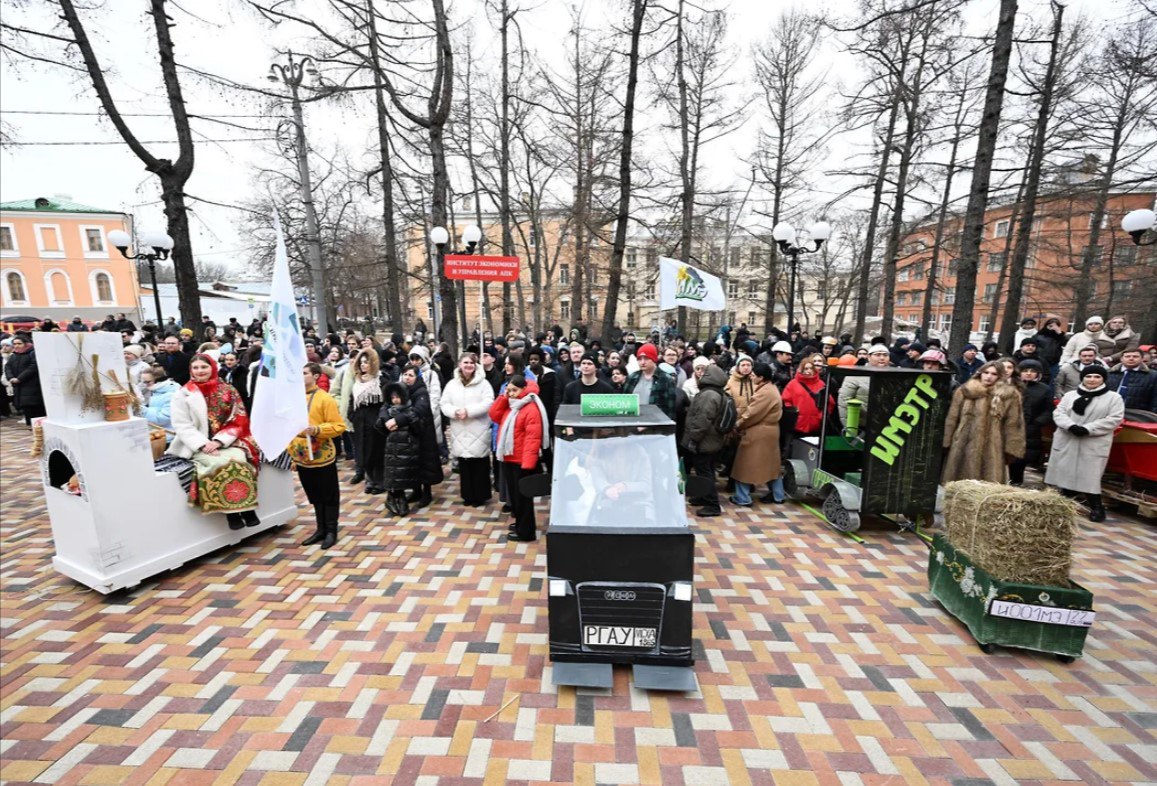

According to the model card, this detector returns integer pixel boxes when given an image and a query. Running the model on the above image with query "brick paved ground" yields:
[1,418,1154,786]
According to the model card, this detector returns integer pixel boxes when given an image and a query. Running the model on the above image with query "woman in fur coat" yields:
[942,361,1026,484]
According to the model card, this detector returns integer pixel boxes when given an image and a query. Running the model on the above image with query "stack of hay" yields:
[943,480,1077,587]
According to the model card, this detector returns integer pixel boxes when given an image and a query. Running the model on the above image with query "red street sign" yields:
[444,254,520,282]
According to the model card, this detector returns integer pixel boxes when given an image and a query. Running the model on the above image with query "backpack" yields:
[714,389,738,433]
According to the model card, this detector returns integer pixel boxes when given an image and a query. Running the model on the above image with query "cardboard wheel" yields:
[822,489,860,532]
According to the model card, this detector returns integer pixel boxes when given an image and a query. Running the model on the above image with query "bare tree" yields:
[4,0,204,326]
[753,9,826,336]
[949,0,1019,353]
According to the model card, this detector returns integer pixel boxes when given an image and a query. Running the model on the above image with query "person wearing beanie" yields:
[683,355,712,399]
[1012,336,1048,381]
[1060,316,1111,365]
[1009,358,1054,486]
[625,342,676,419]
[1045,364,1124,522]
[730,362,785,507]
[900,341,926,369]
[956,343,983,385]
[406,343,443,448]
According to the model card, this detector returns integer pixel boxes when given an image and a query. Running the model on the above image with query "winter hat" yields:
[963,343,979,352]
[867,345,890,355]
[908,341,926,354]
[1020,317,1037,326]
[1017,359,1044,374]
[635,343,659,363]
[1019,336,1039,347]
[179,328,193,337]
[743,339,759,355]
[408,344,430,361]
[919,349,947,365]
[1086,316,1104,327]
[1079,364,1108,380]
[123,344,144,359]
[692,356,711,370]
[735,352,754,366]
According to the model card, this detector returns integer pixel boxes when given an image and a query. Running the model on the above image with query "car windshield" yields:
[549,430,688,528]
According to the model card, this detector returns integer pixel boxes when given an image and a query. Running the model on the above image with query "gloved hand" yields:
[1068,424,1089,437]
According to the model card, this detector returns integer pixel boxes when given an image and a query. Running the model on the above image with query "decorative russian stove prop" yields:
[33,332,297,593]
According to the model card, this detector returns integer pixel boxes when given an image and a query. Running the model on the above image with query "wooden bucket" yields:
[103,392,131,422]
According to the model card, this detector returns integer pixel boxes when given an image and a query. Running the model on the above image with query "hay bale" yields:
[943,480,1078,586]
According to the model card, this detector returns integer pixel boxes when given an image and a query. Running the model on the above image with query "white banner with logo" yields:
[658,256,726,311]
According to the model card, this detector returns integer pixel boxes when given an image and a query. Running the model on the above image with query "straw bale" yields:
[944,480,1077,586]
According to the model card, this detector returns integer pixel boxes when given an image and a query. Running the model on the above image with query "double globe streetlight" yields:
[108,228,174,325]
[772,220,831,335]
[429,224,483,346]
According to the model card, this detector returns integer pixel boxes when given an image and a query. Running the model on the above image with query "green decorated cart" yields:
[927,535,1094,661]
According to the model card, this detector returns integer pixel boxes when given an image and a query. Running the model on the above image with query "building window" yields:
[1111,280,1133,299]
[46,269,73,305]
[910,291,922,305]
[36,224,64,258]
[994,220,1010,238]
[82,227,106,254]
[897,292,906,306]
[939,314,951,332]
[626,249,637,270]
[983,283,997,303]
[898,268,910,282]
[560,300,570,321]
[1088,213,1107,229]
[728,310,736,326]
[461,194,473,212]
[4,270,28,304]
[727,280,738,298]
[0,224,16,255]
[914,266,924,280]
[730,247,741,268]
[944,287,956,304]
[932,289,940,304]
[748,311,756,325]
[987,252,1006,272]
[645,248,658,266]
[1088,245,1103,266]
[92,271,115,304]
[948,258,959,274]
[747,280,760,298]
[559,264,569,285]
[979,315,991,332]
[427,301,434,320]
[645,281,655,300]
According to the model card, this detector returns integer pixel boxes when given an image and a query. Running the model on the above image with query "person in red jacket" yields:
[489,374,550,542]
[781,357,835,436]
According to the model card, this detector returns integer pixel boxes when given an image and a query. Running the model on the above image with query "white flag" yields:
[250,214,310,457]
[658,256,726,311]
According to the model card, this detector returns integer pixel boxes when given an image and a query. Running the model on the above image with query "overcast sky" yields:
[0,0,1134,274]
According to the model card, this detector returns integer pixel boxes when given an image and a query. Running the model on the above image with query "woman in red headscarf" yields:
[167,353,262,529]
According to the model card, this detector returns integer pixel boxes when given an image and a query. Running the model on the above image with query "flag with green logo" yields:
[659,256,726,311]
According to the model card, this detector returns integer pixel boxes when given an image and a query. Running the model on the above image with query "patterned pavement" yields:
[1,417,1154,786]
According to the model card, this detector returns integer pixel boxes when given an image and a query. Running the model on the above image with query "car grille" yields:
[576,581,665,652]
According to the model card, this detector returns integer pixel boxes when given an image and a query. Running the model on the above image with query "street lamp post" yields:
[268,52,330,335]
[430,225,482,351]
[109,228,173,325]
[772,220,831,335]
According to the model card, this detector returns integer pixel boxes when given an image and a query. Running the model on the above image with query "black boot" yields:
[415,484,433,509]
[242,510,261,527]
[321,506,339,549]
[226,512,245,530]
[1087,494,1106,523]
[301,505,326,546]
[406,489,421,504]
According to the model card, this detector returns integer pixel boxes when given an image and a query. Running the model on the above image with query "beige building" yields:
[403,201,819,339]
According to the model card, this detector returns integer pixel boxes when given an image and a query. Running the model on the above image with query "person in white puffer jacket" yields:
[440,353,496,506]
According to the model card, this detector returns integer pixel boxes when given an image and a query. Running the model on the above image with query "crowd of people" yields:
[2,311,1153,538]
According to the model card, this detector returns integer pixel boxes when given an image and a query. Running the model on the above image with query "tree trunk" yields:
[366,1,403,332]
[600,0,647,341]
[921,88,969,338]
[984,187,1022,343]
[853,112,901,344]
[675,0,691,335]
[997,3,1064,354]
[1072,106,1127,328]
[499,0,514,334]
[949,0,1018,353]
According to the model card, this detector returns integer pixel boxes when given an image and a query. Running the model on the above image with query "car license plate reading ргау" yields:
[583,625,657,647]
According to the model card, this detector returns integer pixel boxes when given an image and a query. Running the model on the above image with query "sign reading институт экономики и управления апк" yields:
[580,394,640,417]
[443,255,520,282]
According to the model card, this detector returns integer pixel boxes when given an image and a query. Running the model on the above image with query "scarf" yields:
[496,392,550,462]
[1072,383,1108,416]
[352,375,383,409]
[188,353,220,399]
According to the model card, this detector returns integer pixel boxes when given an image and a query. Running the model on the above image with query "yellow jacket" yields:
[289,387,347,468]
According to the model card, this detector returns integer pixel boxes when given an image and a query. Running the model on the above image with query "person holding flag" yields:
[289,363,346,548]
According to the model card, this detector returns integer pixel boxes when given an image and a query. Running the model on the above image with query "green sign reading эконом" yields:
[580,394,640,416]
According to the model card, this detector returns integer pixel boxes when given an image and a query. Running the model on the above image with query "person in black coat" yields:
[219,351,250,409]
[4,333,45,424]
[1010,359,1055,485]
[154,335,192,385]
[378,382,422,516]
[1108,349,1156,413]
[387,364,443,508]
